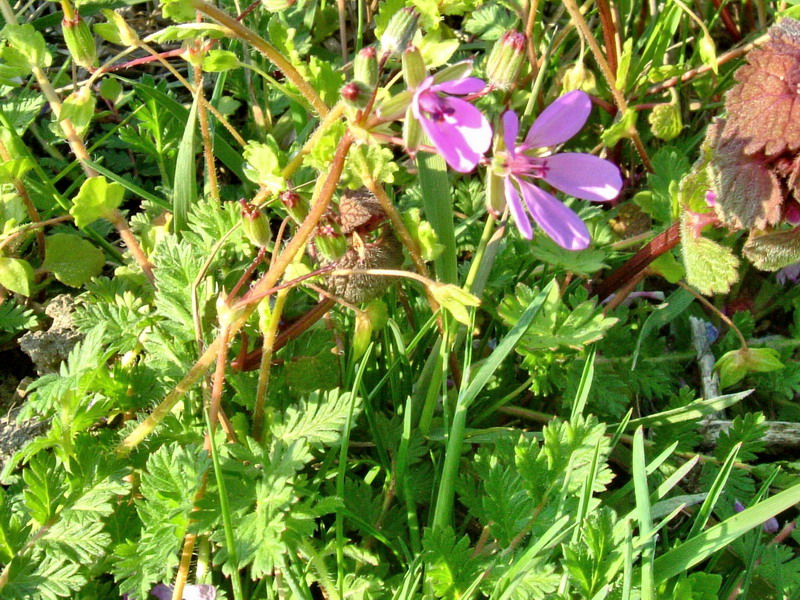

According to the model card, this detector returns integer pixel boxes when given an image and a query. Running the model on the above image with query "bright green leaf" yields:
[42,233,105,287]
[70,176,125,228]
[0,257,34,296]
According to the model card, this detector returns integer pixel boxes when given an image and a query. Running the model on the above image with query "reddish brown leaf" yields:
[707,119,784,230]
[724,18,800,156]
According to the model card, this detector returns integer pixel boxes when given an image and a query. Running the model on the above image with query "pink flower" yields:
[411,75,492,173]
[496,90,622,250]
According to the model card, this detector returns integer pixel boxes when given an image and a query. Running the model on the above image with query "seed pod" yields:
[354,46,378,87]
[380,7,420,56]
[485,31,526,90]
[328,229,404,303]
[63,12,97,69]
[262,0,296,11]
[315,223,348,261]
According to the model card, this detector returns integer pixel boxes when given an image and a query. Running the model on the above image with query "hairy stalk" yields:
[115,133,354,456]
[675,280,748,349]
[644,33,768,97]
[595,0,619,74]
[560,0,653,171]
[139,42,247,147]
[193,57,220,201]
[0,140,45,261]
[31,54,157,285]
[0,215,72,252]
[254,288,288,442]
[282,103,346,178]
[192,0,329,117]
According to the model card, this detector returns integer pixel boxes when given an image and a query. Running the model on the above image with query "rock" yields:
[19,294,82,375]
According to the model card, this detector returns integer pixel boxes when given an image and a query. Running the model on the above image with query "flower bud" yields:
[380,7,419,55]
[280,190,308,224]
[354,46,378,87]
[561,61,598,95]
[62,12,97,69]
[99,9,139,47]
[428,282,480,326]
[402,45,427,88]
[216,291,246,328]
[353,299,388,359]
[261,0,296,11]
[240,199,272,248]
[314,223,347,261]
[485,31,526,90]
[341,81,372,109]
[403,106,422,156]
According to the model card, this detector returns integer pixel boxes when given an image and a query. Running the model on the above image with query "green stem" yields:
[205,411,245,600]
[191,0,329,117]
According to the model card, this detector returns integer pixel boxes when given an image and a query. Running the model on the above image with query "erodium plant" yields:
[1,1,800,600]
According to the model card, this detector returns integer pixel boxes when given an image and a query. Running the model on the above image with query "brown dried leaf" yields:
[723,18,800,156]
[706,120,783,230]
[339,188,386,234]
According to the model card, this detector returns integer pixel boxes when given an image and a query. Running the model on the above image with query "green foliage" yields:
[41,234,105,288]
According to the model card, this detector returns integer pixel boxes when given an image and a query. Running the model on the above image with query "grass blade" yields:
[173,94,198,236]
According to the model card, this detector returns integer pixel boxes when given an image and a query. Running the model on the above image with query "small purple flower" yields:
[411,75,492,173]
[495,90,622,250]
[151,583,217,600]
[777,261,800,285]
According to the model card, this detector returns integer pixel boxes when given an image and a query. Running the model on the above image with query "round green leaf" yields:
[70,176,125,228]
[42,233,105,287]
[0,257,34,296]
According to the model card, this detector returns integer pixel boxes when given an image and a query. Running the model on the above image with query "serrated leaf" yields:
[70,176,125,228]
[680,211,740,295]
[272,389,361,448]
[423,527,482,599]
[202,49,240,72]
[723,19,800,156]
[529,235,608,275]
[706,120,783,230]
[42,233,105,287]
[1,24,51,69]
[742,227,800,271]
[648,101,683,141]
[0,257,33,296]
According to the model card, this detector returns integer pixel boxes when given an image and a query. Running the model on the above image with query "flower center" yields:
[504,153,549,179]
[417,91,455,122]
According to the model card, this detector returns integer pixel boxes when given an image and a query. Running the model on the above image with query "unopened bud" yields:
[402,106,421,156]
[561,61,598,94]
[315,223,347,261]
[240,199,272,248]
[402,45,427,88]
[380,7,419,55]
[216,291,246,328]
[341,81,372,108]
[261,0,296,11]
[354,46,378,87]
[280,190,309,224]
[62,12,97,69]
[100,9,139,47]
[485,31,525,89]
[353,299,388,359]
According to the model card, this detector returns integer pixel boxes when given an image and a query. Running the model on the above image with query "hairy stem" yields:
[192,0,329,117]
[115,133,354,456]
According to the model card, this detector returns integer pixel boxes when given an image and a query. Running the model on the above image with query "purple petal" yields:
[418,97,491,173]
[432,77,486,95]
[502,110,519,155]
[542,153,622,202]
[525,90,592,148]
[505,176,533,239]
[518,179,590,250]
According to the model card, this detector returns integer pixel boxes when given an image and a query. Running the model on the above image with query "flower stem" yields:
[253,288,288,442]
[115,133,354,456]
[560,0,653,171]
[193,56,220,201]
[675,280,748,350]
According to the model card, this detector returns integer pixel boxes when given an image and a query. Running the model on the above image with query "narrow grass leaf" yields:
[173,95,198,236]
[632,288,694,369]
[571,346,596,421]
[632,427,654,600]
[417,151,457,284]
[687,442,741,539]
[654,481,800,583]
[622,390,750,429]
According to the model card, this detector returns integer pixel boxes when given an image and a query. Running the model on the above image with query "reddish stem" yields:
[593,222,680,301]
